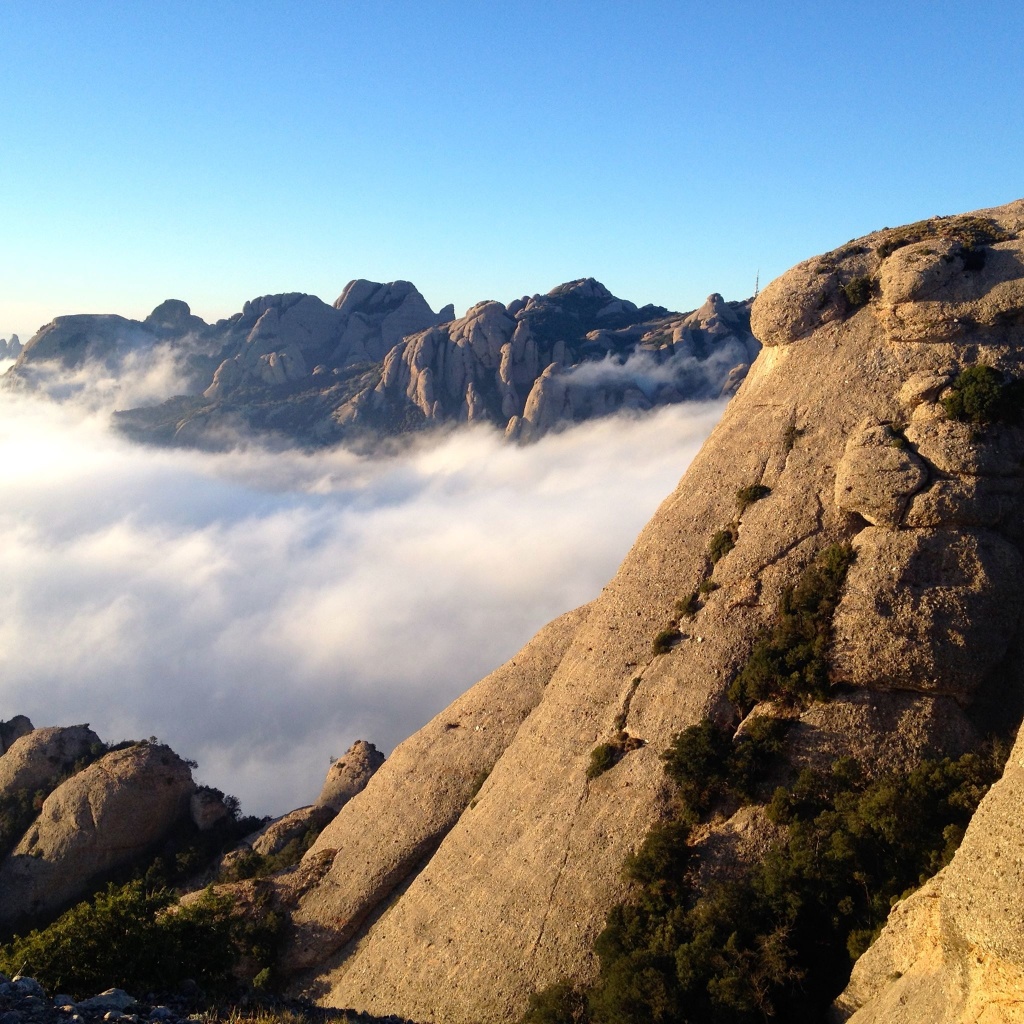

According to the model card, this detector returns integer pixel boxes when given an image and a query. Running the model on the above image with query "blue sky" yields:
[3,1,1024,340]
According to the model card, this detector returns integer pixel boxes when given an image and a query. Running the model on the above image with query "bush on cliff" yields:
[728,543,855,711]
[523,738,1009,1024]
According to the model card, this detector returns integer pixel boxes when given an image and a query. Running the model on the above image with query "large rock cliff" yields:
[279,199,1024,1022]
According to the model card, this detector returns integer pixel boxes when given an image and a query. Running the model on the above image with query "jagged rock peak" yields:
[316,740,386,812]
[545,278,615,302]
[333,279,427,315]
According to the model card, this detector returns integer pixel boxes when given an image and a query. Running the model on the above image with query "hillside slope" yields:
[285,199,1024,1022]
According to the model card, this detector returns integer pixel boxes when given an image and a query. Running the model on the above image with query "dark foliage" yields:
[526,741,1008,1024]
[653,628,680,656]
[219,824,323,883]
[0,880,282,999]
[708,527,737,565]
[841,277,871,309]
[727,544,855,711]
[734,485,771,515]
[941,364,1024,425]
[874,215,1010,260]
[661,718,789,824]
[588,734,645,781]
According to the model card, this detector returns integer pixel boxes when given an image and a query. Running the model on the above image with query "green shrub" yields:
[875,215,1010,260]
[220,824,322,883]
[728,543,855,711]
[588,733,644,780]
[708,526,738,564]
[662,717,790,822]
[652,627,679,656]
[941,364,1024,425]
[697,579,720,596]
[539,741,1009,1024]
[841,276,872,309]
[522,982,589,1024]
[0,880,281,999]
[735,484,771,514]
[587,744,621,780]
[675,592,700,619]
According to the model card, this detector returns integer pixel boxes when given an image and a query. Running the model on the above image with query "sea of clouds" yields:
[0,350,724,817]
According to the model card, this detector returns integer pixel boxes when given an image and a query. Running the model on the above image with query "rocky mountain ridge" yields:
[262,199,1024,1023]
[7,279,756,449]
[8,201,1024,1023]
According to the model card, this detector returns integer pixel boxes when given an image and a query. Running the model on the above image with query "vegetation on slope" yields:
[523,535,1011,1023]
[525,737,1009,1024]
[0,880,281,999]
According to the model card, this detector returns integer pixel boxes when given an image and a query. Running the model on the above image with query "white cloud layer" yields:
[0,378,723,816]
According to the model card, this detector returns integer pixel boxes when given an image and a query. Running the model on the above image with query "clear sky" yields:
[3,1,1024,340]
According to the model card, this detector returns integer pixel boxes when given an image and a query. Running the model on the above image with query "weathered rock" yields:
[0,743,194,929]
[281,604,589,976]
[286,199,1024,1023]
[832,527,1024,699]
[834,417,928,526]
[0,725,101,800]
[0,717,32,757]
[316,740,385,812]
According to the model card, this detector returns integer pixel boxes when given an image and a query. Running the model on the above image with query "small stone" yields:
[12,977,46,998]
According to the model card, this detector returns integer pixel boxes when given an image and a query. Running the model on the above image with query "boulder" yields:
[0,716,32,757]
[316,740,385,812]
[0,743,195,929]
[0,725,101,799]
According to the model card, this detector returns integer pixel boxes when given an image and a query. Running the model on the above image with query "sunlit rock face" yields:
[348,283,757,442]
[254,200,1024,1023]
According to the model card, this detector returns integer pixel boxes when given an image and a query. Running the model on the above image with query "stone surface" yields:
[316,740,385,812]
[278,199,1024,1023]
[281,605,589,977]
[832,527,1024,698]
[0,725,101,802]
[834,416,928,526]
[0,743,194,929]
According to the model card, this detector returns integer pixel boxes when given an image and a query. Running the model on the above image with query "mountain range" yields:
[7,280,757,449]
[5,200,1024,1023]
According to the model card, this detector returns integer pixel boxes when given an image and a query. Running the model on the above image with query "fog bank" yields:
[0,384,723,815]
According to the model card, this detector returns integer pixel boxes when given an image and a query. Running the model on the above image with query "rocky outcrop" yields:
[0,335,22,360]
[9,278,756,450]
[834,724,1024,1022]
[339,284,755,442]
[0,743,194,930]
[278,200,1024,1023]
[281,605,588,977]
[201,281,450,399]
[316,740,385,813]
[0,725,101,800]
[0,716,33,757]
